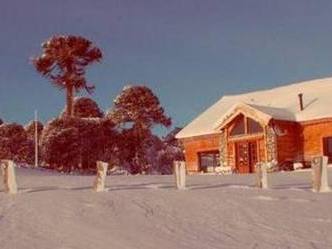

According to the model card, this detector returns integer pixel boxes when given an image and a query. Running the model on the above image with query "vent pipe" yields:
[298,93,304,111]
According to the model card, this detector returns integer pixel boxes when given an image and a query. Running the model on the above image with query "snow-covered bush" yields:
[157,144,184,174]
[156,127,184,174]
[0,123,34,163]
[266,160,278,172]
[40,117,117,172]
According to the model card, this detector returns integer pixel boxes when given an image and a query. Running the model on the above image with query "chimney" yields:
[298,93,304,111]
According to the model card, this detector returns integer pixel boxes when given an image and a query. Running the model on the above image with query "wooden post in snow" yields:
[311,156,330,192]
[179,161,186,189]
[255,162,268,189]
[1,160,18,194]
[255,162,262,188]
[93,161,108,192]
[173,161,186,190]
[321,156,330,192]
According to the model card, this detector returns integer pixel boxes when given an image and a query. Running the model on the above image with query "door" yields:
[235,140,258,173]
[248,141,258,173]
[236,142,250,173]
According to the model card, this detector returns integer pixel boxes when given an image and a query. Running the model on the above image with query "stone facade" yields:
[265,126,277,162]
[219,129,227,167]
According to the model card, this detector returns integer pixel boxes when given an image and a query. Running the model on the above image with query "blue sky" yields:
[1,0,332,135]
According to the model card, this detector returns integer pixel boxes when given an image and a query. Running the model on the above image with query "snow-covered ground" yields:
[1,168,332,249]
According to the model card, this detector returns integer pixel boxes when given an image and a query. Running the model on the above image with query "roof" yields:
[213,102,295,130]
[176,77,332,139]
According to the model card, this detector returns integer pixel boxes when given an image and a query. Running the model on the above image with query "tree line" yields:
[0,35,183,174]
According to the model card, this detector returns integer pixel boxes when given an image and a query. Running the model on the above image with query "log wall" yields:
[180,118,332,173]
[181,133,220,172]
[300,118,332,161]
[273,120,300,163]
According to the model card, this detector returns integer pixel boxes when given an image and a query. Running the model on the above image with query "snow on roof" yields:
[212,102,295,130]
[176,77,332,139]
[246,104,296,121]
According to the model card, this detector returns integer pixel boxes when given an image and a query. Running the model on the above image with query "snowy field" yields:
[1,168,332,249]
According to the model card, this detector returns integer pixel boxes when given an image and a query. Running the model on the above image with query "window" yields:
[198,151,220,172]
[247,118,263,133]
[230,115,245,136]
[230,115,263,137]
[323,137,332,163]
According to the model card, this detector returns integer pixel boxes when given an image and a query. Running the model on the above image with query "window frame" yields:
[198,150,220,172]
[229,115,263,137]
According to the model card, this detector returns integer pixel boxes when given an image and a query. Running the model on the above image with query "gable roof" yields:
[176,77,332,139]
[213,102,295,130]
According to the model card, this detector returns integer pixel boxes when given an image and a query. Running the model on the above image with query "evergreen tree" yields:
[60,97,104,118]
[33,35,102,117]
[25,121,44,142]
[107,85,171,174]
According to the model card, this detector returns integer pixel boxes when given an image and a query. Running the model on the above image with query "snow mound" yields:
[1,168,332,249]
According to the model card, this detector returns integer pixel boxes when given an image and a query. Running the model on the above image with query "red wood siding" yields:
[180,118,332,173]
[273,120,300,163]
[300,119,332,160]
[181,134,220,172]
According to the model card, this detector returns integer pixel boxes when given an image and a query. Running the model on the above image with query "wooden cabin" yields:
[176,78,332,173]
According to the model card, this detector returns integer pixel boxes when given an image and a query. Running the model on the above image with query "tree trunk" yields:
[66,84,74,117]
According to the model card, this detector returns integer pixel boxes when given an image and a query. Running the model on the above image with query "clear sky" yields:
[1,0,332,135]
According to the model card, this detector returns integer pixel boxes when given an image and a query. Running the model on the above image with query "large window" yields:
[247,118,263,133]
[230,115,263,137]
[230,115,245,136]
[198,151,220,172]
[323,137,332,163]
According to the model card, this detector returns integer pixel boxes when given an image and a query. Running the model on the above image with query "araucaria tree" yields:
[108,85,171,174]
[60,97,104,118]
[32,35,102,117]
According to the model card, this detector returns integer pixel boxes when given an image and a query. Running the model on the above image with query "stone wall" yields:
[219,129,227,167]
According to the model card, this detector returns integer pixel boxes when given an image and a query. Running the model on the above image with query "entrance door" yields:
[235,141,258,173]
[248,141,258,172]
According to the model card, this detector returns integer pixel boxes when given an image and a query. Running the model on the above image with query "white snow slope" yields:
[1,168,332,249]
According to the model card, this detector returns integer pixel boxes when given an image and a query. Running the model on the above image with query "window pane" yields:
[199,151,220,172]
[323,137,332,163]
[328,139,332,154]
[247,118,263,134]
[230,115,245,136]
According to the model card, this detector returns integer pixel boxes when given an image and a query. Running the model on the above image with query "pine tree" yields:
[107,85,171,173]
[33,35,102,117]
